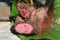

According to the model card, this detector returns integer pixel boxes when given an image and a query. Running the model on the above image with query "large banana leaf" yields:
[11,0,60,40]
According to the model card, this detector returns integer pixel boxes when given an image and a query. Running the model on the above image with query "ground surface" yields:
[0,22,20,40]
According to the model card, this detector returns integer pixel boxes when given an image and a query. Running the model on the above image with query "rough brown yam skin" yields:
[15,16,24,23]
[16,2,47,35]
[17,2,30,19]
[30,7,47,34]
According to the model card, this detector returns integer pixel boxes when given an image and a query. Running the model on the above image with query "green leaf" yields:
[10,3,18,17]
[54,0,60,7]
[17,34,40,40]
